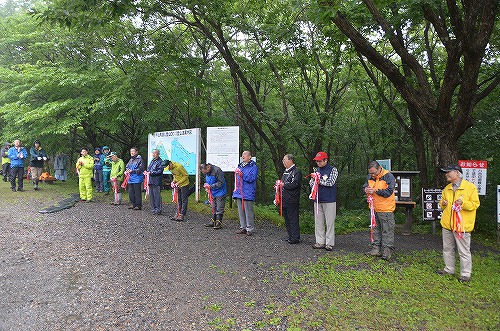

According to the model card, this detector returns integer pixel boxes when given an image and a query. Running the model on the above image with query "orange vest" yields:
[366,168,396,212]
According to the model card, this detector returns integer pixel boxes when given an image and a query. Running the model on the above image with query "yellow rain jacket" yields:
[165,161,189,187]
[440,179,480,232]
[76,155,94,178]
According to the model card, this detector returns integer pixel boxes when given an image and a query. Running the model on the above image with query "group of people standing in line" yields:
[1,139,69,191]
[2,139,480,282]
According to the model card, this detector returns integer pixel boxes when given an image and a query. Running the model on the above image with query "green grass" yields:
[274,251,500,330]
[0,175,80,205]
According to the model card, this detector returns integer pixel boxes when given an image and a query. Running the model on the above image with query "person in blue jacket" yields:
[8,139,28,192]
[101,146,112,194]
[233,150,258,236]
[93,147,104,192]
[125,147,145,210]
[146,149,163,215]
[200,163,227,229]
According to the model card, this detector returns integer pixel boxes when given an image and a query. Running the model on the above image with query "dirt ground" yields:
[0,186,468,331]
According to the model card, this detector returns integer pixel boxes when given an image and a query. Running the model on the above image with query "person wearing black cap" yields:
[437,164,480,283]
[29,139,48,190]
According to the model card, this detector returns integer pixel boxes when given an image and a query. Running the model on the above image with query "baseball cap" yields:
[441,164,462,173]
[313,151,328,161]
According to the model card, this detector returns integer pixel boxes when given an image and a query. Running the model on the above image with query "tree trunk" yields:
[331,0,498,187]
[430,131,458,187]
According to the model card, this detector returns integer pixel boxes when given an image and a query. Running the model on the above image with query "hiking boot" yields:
[236,229,247,234]
[205,219,215,227]
[366,246,381,257]
[381,247,392,260]
[213,220,222,229]
[312,243,325,249]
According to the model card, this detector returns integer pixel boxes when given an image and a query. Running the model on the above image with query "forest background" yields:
[0,0,498,233]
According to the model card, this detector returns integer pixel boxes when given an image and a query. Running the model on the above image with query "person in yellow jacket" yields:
[363,160,396,260]
[1,142,11,182]
[76,147,94,202]
[437,164,480,283]
[163,160,189,221]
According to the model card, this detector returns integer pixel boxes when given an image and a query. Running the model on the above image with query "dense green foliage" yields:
[0,0,498,232]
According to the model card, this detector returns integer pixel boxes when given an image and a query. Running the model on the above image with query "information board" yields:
[458,160,488,195]
[376,159,391,171]
[206,126,240,172]
[147,128,201,175]
[422,188,443,221]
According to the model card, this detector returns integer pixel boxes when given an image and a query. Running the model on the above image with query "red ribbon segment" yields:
[367,194,377,243]
[273,180,283,216]
[452,202,464,239]
[233,167,244,210]
[121,172,130,189]
[143,171,150,199]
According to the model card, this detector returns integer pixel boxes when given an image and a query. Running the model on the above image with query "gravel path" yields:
[0,188,466,331]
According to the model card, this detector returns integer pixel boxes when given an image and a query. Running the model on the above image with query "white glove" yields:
[43,157,47,161]
[37,157,42,160]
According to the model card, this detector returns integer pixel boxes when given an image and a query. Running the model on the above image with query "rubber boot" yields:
[205,214,216,227]
[213,214,223,229]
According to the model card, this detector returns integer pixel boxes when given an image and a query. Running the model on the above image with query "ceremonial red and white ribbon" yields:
[308,172,321,215]
[452,202,464,239]
[76,167,80,177]
[171,182,178,203]
[26,166,31,180]
[171,182,181,218]
[111,177,119,202]
[204,183,214,214]
[273,180,283,216]
[233,167,244,210]
[367,194,377,243]
[143,171,150,199]
[121,172,130,189]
